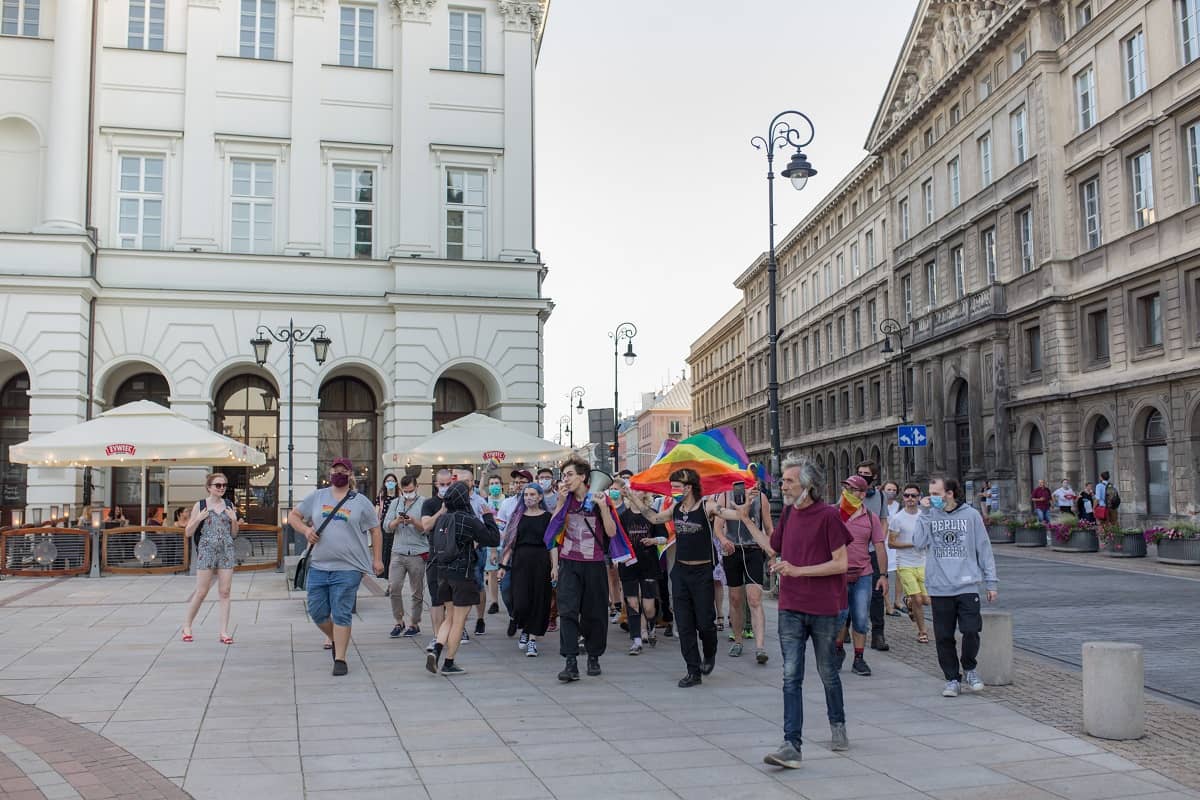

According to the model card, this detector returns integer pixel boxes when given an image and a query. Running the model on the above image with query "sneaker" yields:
[629,641,642,656]
[441,661,466,675]
[487,602,500,614]
[507,619,518,637]
[609,609,620,624]
[461,629,470,644]
[402,626,420,637]
[743,627,754,640]
[763,740,802,769]
[389,624,405,638]
[964,669,985,692]
[852,655,872,677]
[727,628,736,642]
[425,643,442,674]
[942,680,961,698]
[663,623,673,638]
[586,656,601,676]
[717,617,725,631]
[332,659,348,677]
[474,619,485,635]
[558,656,580,682]
[830,722,849,752]
[425,638,437,653]
[525,641,539,657]
[677,672,702,688]
[729,642,744,658]
[755,649,769,665]
[518,632,529,651]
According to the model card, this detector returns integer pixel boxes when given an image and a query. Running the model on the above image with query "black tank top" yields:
[673,503,715,564]
[514,512,550,548]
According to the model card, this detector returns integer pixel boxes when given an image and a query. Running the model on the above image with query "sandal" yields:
[917,632,929,644]
[219,634,234,645]
[181,630,193,643]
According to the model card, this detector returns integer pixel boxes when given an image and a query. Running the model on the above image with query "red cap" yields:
[843,475,869,491]
[331,457,353,471]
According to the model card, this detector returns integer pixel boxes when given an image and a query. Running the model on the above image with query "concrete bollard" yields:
[977,610,1013,686]
[1082,642,1144,740]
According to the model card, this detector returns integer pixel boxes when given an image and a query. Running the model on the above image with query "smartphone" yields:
[732,481,746,505]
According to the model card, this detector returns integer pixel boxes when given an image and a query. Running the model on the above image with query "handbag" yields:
[293,491,356,591]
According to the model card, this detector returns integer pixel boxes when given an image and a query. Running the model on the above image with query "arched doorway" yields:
[216,375,279,523]
[112,372,169,523]
[434,377,476,431]
[1090,416,1113,483]
[0,373,30,527]
[319,377,378,499]
[1143,409,1169,516]
[951,381,970,478]
[1027,426,1045,501]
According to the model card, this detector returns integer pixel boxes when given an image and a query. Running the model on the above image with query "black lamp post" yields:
[751,111,817,514]
[608,323,637,471]
[250,318,331,552]
[569,385,585,449]
[879,317,911,482]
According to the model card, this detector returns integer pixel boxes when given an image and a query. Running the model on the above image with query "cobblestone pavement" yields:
[0,573,1197,800]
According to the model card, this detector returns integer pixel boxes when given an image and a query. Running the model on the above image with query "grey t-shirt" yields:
[297,488,379,574]
[384,494,428,555]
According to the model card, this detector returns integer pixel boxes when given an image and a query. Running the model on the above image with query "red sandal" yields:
[219,634,234,645]
[181,630,193,642]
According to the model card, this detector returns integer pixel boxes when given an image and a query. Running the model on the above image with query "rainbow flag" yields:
[629,427,757,498]
[543,492,636,565]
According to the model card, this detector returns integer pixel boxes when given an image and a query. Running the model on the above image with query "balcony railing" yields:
[910,283,1005,345]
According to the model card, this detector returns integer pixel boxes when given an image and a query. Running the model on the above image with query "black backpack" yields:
[1106,482,1122,510]
[430,514,461,566]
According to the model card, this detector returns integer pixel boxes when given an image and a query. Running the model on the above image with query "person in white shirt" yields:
[887,484,930,643]
[1052,480,1076,516]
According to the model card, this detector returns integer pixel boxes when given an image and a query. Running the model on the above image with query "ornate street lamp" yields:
[608,322,638,469]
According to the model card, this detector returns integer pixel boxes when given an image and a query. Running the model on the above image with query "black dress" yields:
[510,513,553,637]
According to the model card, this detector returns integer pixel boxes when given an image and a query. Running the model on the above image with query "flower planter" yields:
[988,525,1015,544]
[1101,534,1147,558]
[1052,530,1099,553]
[1155,538,1200,565]
[1014,526,1046,547]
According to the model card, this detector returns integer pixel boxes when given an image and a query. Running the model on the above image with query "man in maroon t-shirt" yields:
[763,457,852,770]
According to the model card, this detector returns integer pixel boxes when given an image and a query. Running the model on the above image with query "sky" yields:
[535,0,918,446]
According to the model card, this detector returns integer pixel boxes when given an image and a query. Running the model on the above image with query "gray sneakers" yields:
[942,679,961,697]
[964,669,985,691]
[830,722,849,751]
[763,740,802,769]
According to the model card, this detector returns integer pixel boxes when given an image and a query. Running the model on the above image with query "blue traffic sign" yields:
[897,425,928,447]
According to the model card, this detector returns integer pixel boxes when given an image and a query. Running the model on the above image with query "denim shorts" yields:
[306,566,362,626]
[838,573,873,635]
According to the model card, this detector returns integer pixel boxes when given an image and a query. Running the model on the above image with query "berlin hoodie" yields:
[911,501,998,596]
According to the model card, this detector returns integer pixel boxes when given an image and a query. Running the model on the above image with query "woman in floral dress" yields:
[181,473,239,644]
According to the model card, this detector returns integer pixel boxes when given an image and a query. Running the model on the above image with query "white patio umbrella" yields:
[9,400,266,529]
[381,413,571,467]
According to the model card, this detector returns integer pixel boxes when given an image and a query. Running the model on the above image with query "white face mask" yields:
[437,485,448,497]
[402,491,416,500]
[539,479,552,491]
[792,488,810,509]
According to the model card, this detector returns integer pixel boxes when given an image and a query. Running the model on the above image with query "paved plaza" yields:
[0,563,1198,800]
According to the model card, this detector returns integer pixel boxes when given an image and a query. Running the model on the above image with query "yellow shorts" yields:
[897,566,926,597]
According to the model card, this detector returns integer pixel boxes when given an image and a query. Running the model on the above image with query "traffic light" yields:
[608,443,617,456]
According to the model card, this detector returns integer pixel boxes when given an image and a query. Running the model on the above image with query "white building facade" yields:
[0,0,552,525]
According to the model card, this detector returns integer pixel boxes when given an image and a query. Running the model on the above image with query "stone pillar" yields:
[978,610,1013,686]
[967,342,985,478]
[391,0,437,257]
[911,358,928,479]
[497,1,540,262]
[992,334,1015,509]
[175,0,221,250]
[285,1,325,255]
[1082,642,1145,740]
[35,1,93,234]
[931,357,946,473]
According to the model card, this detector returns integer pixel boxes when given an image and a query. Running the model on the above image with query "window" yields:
[445,168,486,259]
[925,262,938,308]
[902,275,913,321]
[1024,324,1042,375]
[979,74,993,102]
[825,323,834,362]
[230,159,274,254]
[339,4,375,67]
[1144,410,1170,515]
[823,263,832,297]
[117,155,164,250]
[332,166,374,259]
[239,0,275,59]
[899,198,910,240]
[1123,30,1147,100]
[850,242,859,277]
[669,420,681,436]
[1011,106,1027,164]
[900,149,910,170]
[1138,291,1163,348]
[922,179,934,225]
[1017,207,1034,273]
[982,227,997,283]
[950,103,961,126]
[851,201,859,217]
[924,127,935,149]
[1184,0,1200,65]
[800,279,808,312]
[1012,41,1028,70]
[952,246,965,298]
[1076,66,1096,131]
[1028,427,1046,498]
[801,336,810,372]
[1130,149,1155,229]
[979,134,992,187]
[0,0,38,36]
[449,10,483,72]
[836,253,845,287]
[837,213,844,231]
[948,157,960,208]
[1187,122,1200,205]
[1075,1,1093,29]
[1092,416,1114,480]
[1087,306,1110,363]
[1081,177,1101,250]
[864,230,874,265]
[867,300,878,341]
[871,381,881,417]
[128,0,164,50]
[851,307,861,350]
[838,316,847,356]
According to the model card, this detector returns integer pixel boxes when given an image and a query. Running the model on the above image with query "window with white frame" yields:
[922,179,934,225]
[339,4,375,67]
[1012,41,1028,71]
[982,227,997,283]
[901,274,913,321]
[332,166,374,259]
[950,103,961,126]
[800,279,808,312]
[979,133,992,186]
[239,0,275,59]
[230,159,274,254]
[1184,0,1200,65]
[1187,121,1200,205]
[952,246,965,299]
[1081,176,1101,249]
[867,299,877,341]
[1130,149,1155,229]
[838,316,847,357]
[445,168,486,259]
[117,155,164,250]
[810,271,819,306]
[850,242,859,277]
[948,157,960,208]
[852,307,861,350]
[979,73,993,101]
[1011,105,1027,164]
[1075,66,1096,131]
[1,0,38,35]
[449,9,483,72]
[1123,30,1146,100]
[1075,0,1093,29]
[864,229,874,265]
[899,198,910,240]
[925,261,938,308]
[823,263,831,297]
[825,323,834,362]
[128,0,164,50]
[836,253,845,286]
[1017,207,1034,273]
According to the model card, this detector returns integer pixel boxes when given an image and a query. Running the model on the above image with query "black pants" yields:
[930,593,983,681]
[869,549,885,634]
[380,529,395,579]
[671,563,717,675]
[657,568,673,623]
[557,559,609,658]
[511,546,552,637]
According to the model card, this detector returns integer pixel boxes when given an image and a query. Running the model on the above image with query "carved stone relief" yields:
[392,0,436,23]
[498,0,545,33]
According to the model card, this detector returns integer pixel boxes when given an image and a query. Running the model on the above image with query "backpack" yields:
[1106,482,1121,510]
[430,513,461,566]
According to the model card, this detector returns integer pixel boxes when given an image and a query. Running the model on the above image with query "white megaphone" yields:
[588,469,613,495]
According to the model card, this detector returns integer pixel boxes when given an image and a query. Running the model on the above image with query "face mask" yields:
[884,489,897,499]
[539,479,552,491]
[607,489,622,502]
[437,485,448,497]
[402,491,415,500]
[929,496,945,510]
[489,484,502,497]
[385,480,397,491]
[792,487,810,509]
[330,473,350,488]
[671,493,684,504]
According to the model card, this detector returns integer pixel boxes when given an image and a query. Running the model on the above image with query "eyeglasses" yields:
[902,493,920,498]
[211,483,227,488]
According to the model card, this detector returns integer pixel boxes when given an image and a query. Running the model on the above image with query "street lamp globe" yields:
[782,149,817,192]
[624,341,637,366]
[311,333,332,365]
[881,337,895,355]
[250,335,271,366]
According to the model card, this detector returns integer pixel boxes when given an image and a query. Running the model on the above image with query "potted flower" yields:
[986,513,1015,544]
[1014,516,1046,547]
[1098,524,1146,558]
[1049,518,1099,553]
[1146,524,1200,565]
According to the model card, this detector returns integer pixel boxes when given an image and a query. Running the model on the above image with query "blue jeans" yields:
[778,610,845,748]
[1035,508,1050,524]
[837,574,873,635]
[306,567,362,626]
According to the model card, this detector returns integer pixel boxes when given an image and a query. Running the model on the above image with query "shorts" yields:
[722,546,766,588]
[837,573,872,635]
[898,566,926,597]
[620,578,658,600]
[306,567,362,627]
[427,562,441,604]
[438,577,481,608]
